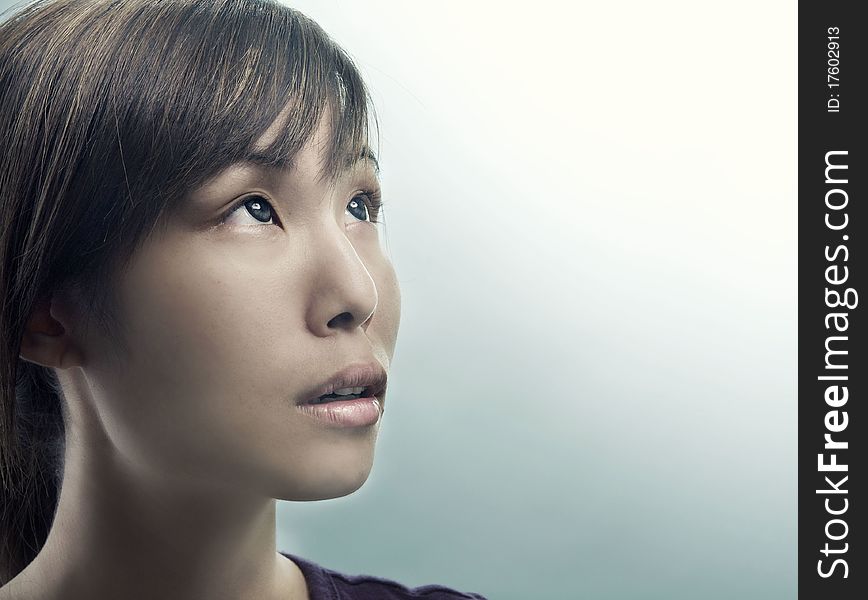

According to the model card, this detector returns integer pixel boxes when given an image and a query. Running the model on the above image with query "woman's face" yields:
[80,111,401,500]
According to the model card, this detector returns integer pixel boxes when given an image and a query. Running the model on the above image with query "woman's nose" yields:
[305,223,378,337]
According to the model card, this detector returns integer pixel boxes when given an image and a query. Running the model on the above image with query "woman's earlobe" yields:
[19,295,84,369]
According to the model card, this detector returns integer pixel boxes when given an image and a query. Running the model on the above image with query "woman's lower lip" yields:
[296,397,382,427]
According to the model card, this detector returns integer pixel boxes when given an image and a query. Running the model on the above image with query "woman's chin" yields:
[272,452,377,501]
[277,475,372,502]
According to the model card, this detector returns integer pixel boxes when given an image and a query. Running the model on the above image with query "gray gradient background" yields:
[0,1,797,598]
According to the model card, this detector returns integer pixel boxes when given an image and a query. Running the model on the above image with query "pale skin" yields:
[0,107,401,600]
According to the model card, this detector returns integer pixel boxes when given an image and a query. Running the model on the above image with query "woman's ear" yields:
[19,293,85,369]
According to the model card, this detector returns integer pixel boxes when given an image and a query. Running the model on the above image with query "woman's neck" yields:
[0,416,309,600]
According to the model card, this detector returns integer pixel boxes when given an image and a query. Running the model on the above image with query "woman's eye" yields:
[223,195,276,226]
[346,190,383,224]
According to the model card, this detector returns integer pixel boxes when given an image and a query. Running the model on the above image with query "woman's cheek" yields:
[368,256,401,360]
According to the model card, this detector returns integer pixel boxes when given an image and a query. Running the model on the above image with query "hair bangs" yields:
[127,0,377,202]
[242,16,378,185]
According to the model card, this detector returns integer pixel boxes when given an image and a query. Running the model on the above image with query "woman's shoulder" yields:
[279,551,490,600]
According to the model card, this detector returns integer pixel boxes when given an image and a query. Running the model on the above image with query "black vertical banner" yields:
[798,3,866,599]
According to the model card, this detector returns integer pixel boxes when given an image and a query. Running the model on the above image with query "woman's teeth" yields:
[312,386,366,404]
[333,386,365,395]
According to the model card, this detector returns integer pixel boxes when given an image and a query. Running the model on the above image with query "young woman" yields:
[0,1,487,598]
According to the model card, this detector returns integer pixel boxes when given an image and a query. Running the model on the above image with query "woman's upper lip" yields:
[297,361,388,405]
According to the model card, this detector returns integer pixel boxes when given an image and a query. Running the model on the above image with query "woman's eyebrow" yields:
[235,146,380,176]
[236,151,295,171]
[354,146,380,175]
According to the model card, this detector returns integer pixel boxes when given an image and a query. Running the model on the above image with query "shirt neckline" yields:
[279,550,341,600]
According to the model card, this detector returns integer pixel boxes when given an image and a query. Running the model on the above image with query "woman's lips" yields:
[296,396,382,427]
[297,360,387,407]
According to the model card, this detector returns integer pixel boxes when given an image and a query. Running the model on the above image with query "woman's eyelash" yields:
[219,188,385,226]
[220,195,278,226]
[358,187,385,224]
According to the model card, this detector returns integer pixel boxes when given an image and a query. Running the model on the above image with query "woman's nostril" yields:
[327,312,355,328]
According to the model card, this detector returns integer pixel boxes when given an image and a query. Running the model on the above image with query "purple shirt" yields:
[279,551,490,600]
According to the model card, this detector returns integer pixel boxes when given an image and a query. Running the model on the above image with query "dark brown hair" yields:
[0,0,377,583]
